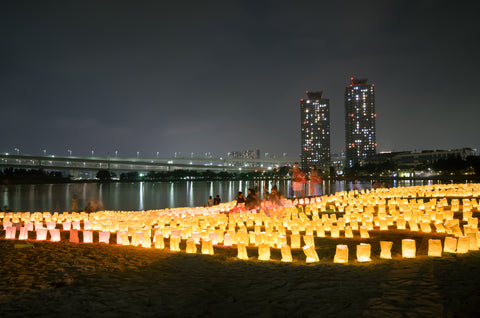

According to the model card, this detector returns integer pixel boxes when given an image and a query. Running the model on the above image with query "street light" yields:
[91,150,94,157]
[14,148,19,155]
[137,151,140,159]
[156,151,159,159]
[43,149,46,156]
[67,149,72,157]
[115,150,118,158]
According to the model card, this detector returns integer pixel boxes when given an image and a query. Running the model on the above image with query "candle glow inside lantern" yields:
[83,230,93,243]
[334,244,349,264]
[402,239,416,258]
[291,234,301,249]
[303,234,315,247]
[380,241,393,259]
[72,221,81,230]
[49,229,61,242]
[456,236,469,253]
[443,236,457,253]
[360,226,369,238]
[331,225,340,238]
[345,226,353,238]
[36,228,48,241]
[281,244,293,262]
[154,234,164,249]
[428,239,442,257]
[99,231,110,244]
[303,244,320,263]
[70,229,79,243]
[46,221,56,230]
[356,243,371,262]
[141,234,151,248]
[223,233,232,246]
[467,233,478,251]
[186,238,197,254]
[19,227,28,240]
[258,243,271,261]
[62,221,71,231]
[170,236,180,251]
[237,242,248,260]
[5,226,16,240]
[202,238,214,255]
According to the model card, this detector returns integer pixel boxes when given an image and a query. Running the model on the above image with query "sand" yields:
[1,231,480,318]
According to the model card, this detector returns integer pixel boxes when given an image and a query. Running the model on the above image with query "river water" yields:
[0,179,450,212]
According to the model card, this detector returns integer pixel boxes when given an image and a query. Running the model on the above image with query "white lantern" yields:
[46,221,56,230]
[49,229,61,242]
[291,234,301,249]
[356,243,371,262]
[186,238,197,254]
[36,228,48,241]
[303,234,315,247]
[170,236,180,251]
[83,231,93,243]
[223,233,232,246]
[457,236,469,253]
[402,239,416,258]
[62,221,71,231]
[237,242,249,260]
[5,226,16,240]
[141,234,151,248]
[154,234,164,249]
[334,244,348,263]
[99,231,110,244]
[201,238,214,255]
[18,227,28,240]
[380,241,393,259]
[443,236,457,253]
[258,243,270,261]
[468,233,478,251]
[428,239,442,257]
[360,226,369,238]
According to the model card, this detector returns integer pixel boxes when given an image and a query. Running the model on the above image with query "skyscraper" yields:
[345,77,376,168]
[300,91,331,171]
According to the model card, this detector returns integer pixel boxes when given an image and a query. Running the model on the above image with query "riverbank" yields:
[1,233,480,317]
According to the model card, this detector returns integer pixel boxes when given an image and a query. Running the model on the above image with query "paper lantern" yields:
[316,225,325,237]
[408,221,419,232]
[36,228,47,241]
[72,221,81,230]
[201,238,214,255]
[434,223,445,233]
[303,244,319,263]
[457,236,469,253]
[84,220,92,230]
[70,229,79,243]
[25,222,34,231]
[83,231,93,243]
[380,241,393,259]
[360,226,369,238]
[131,232,141,246]
[379,219,388,231]
[237,242,249,260]
[396,218,406,230]
[99,231,110,244]
[184,238,195,254]
[62,221,71,231]
[350,221,359,231]
[281,244,293,262]
[5,226,16,240]
[19,227,28,240]
[356,243,371,262]
[334,244,348,263]
[34,223,44,231]
[291,234,301,249]
[345,226,353,238]
[191,232,201,244]
[258,243,270,261]
[170,236,180,251]
[141,234,151,248]
[331,225,340,238]
[468,217,478,229]
[468,233,478,251]
[154,234,164,249]
[46,221,56,230]
[402,239,416,258]
[223,233,232,246]
[443,236,457,253]
[303,234,315,247]
[463,211,472,221]
[428,239,442,257]
[49,229,61,242]
[420,222,432,233]
[3,221,13,230]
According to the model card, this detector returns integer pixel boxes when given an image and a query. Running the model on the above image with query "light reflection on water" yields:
[0,179,454,212]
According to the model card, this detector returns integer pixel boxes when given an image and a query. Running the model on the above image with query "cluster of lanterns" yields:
[1,184,480,264]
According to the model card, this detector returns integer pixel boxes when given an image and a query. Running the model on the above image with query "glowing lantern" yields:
[396,218,406,230]
[356,243,371,262]
[334,244,348,264]
[350,221,359,231]
[463,211,472,221]
[360,226,369,238]
[331,225,339,238]
[379,219,388,231]
[258,243,270,261]
[191,232,201,244]
[186,238,197,253]
[19,227,28,240]
[456,236,469,253]
[116,231,125,244]
[380,241,393,259]
[25,222,34,231]
[468,217,478,229]
[428,239,442,257]
[420,222,431,233]
[49,229,61,242]
[434,223,445,233]
[99,231,110,244]
[120,232,130,246]
[62,222,71,231]
[408,221,419,231]
[291,234,301,249]
[83,231,93,243]
[345,226,353,238]
[402,239,416,258]
[5,226,16,240]
[170,236,180,251]
[34,223,44,231]
[154,234,164,249]
[237,242,248,260]
[201,238,214,255]
[303,234,315,247]
[468,233,478,251]
[281,244,293,262]
[443,237,457,253]
[131,232,141,247]
[83,221,92,230]
[72,221,81,230]
[316,225,325,237]
[46,221,56,230]
[303,244,320,263]
[36,228,47,241]
[69,229,79,243]
[223,233,232,246]
[141,234,151,248]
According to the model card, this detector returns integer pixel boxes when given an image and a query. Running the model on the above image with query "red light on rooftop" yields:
[374,143,378,147]
[300,99,304,101]
[374,114,377,117]
[350,114,354,117]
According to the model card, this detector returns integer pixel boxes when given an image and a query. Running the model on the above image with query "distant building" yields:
[300,91,331,170]
[345,77,376,168]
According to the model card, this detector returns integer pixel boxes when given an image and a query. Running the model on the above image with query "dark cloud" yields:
[1,0,479,158]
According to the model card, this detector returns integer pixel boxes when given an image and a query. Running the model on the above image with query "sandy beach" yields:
[1,228,480,318]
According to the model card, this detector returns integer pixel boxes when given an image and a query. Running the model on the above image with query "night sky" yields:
[1,1,479,159]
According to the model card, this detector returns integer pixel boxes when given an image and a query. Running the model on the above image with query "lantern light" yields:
[402,239,416,258]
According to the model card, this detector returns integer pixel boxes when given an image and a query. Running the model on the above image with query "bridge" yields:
[0,154,298,175]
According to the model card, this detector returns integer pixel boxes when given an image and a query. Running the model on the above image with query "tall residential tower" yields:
[300,91,331,171]
[344,77,376,168]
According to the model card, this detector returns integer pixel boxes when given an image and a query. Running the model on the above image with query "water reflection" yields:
[0,179,465,212]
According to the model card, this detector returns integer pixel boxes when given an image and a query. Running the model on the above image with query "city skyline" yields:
[1,1,479,158]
